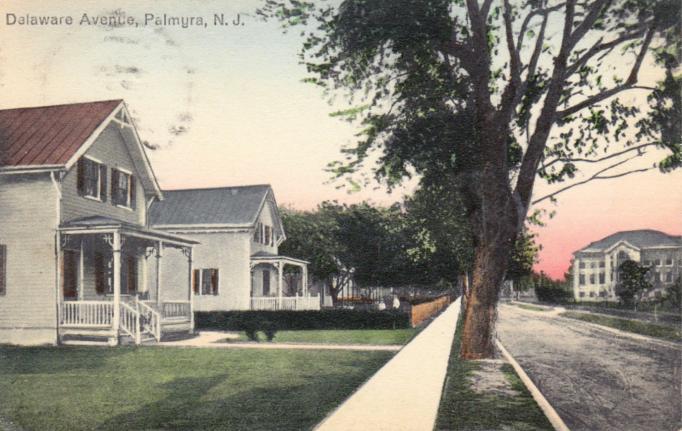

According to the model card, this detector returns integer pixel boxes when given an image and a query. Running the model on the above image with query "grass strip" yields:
[560,311,682,342]
[435,316,553,430]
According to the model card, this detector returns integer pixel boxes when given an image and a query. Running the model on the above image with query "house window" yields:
[264,226,272,246]
[599,273,605,284]
[654,272,661,282]
[111,169,135,208]
[0,244,6,296]
[579,274,585,285]
[579,261,585,269]
[655,258,662,266]
[665,272,673,283]
[589,292,595,297]
[254,222,264,244]
[599,261,605,268]
[77,157,107,201]
[643,260,651,267]
[193,269,219,295]
[579,292,585,298]
[589,274,595,284]
[665,257,673,266]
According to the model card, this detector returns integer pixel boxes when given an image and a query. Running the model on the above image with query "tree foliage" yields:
[615,260,651,308]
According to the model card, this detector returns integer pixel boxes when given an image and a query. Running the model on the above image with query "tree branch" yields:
[499,0,523,120]
[532,156,655,204]
[568,0,613,49]
[541,142,658,170]
[515,0,577,209]
[558,27,655,118]
[564,29,646,78]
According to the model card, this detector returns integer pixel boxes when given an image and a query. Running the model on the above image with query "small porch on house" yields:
[57,216,198,345]
[250,252,319,310]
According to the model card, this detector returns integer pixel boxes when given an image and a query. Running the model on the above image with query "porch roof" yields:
[59,216,198,247]
[251,251,309,266]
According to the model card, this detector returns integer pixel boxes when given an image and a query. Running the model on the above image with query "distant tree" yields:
[616,260,651,309]
[664,276,682,311]
[279,206,353,303]
[533,271,572,303]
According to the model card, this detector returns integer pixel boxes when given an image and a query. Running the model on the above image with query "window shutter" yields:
[193,269,200,294]
[110,169,119,205]
[211,269,219,295]
[0,245,6,296]
[76,159,86,196]
[130,175,136,209]
[99,165,107,202]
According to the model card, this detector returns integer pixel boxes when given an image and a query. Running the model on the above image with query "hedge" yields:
[195,309,411,331]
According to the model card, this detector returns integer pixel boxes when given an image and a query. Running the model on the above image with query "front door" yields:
[62,250,78,299]
[262,270,270,296]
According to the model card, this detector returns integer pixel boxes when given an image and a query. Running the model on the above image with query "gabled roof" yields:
[149,185,277,228]
[577,229,682,254]
[0,100,122,168]
[0,99,162,197]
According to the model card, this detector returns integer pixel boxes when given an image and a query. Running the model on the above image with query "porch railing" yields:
[162,301,191,320]
[138,300,161,341]
[119,302,140,343]
[60,301,113,327]
[251,296,320,311]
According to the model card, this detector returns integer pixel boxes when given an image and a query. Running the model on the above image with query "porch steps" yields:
[59,329,116,346]
[60,339,112,346]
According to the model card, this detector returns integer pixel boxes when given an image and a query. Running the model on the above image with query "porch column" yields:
[78,238,85,301]
[55,232,63,331]
[112,232,122,342]
[277,261,283,309]
[302,264,308,297]
[187,247,194,333]
[156,241,163,306]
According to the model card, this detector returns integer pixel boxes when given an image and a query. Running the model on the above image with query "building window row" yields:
[77,157,136,209]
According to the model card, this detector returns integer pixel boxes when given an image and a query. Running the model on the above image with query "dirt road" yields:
[497,305,681,431]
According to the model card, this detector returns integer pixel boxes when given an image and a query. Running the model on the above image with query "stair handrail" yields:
[119,302,139,341]
[138,300,162,342]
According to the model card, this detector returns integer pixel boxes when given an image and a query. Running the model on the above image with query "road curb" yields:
[495,339,570,431]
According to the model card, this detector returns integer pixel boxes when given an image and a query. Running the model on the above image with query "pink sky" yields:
[0,0,679,281]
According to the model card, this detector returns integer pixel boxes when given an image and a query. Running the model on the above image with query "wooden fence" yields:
[409,295,452,327]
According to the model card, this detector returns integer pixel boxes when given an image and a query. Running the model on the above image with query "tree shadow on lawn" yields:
[0,346,132,375]
[96,373,354,431]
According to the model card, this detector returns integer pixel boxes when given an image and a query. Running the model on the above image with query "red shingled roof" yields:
[0,100,122,168]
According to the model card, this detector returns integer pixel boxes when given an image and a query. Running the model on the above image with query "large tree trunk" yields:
[459,163,520,359]
[460,235,514,358]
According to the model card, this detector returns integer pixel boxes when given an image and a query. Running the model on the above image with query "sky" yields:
[0,0,679,279]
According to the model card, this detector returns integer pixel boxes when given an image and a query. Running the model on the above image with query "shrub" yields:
[243,320,260,342]
[195,309,410,331]
[262,321,277,341]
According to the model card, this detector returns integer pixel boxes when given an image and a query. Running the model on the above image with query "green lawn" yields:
[229,328,418,345]
[560,311,682,342]
[436,319,553,431]
[0,346,393,431]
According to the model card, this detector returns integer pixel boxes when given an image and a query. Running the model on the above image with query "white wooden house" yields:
[0,100,196,346]
[149,186,317,312]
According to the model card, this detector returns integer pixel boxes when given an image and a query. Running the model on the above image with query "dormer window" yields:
[77,157,107,201]
[111,168,136,209]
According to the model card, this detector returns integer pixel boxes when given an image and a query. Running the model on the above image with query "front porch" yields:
[57,216,198,345]
[250,252,320,310]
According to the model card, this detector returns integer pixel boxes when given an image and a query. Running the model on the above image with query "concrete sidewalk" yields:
[315,298,461,431]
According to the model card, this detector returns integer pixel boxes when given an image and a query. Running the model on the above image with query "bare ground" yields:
[497,304,682,431]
